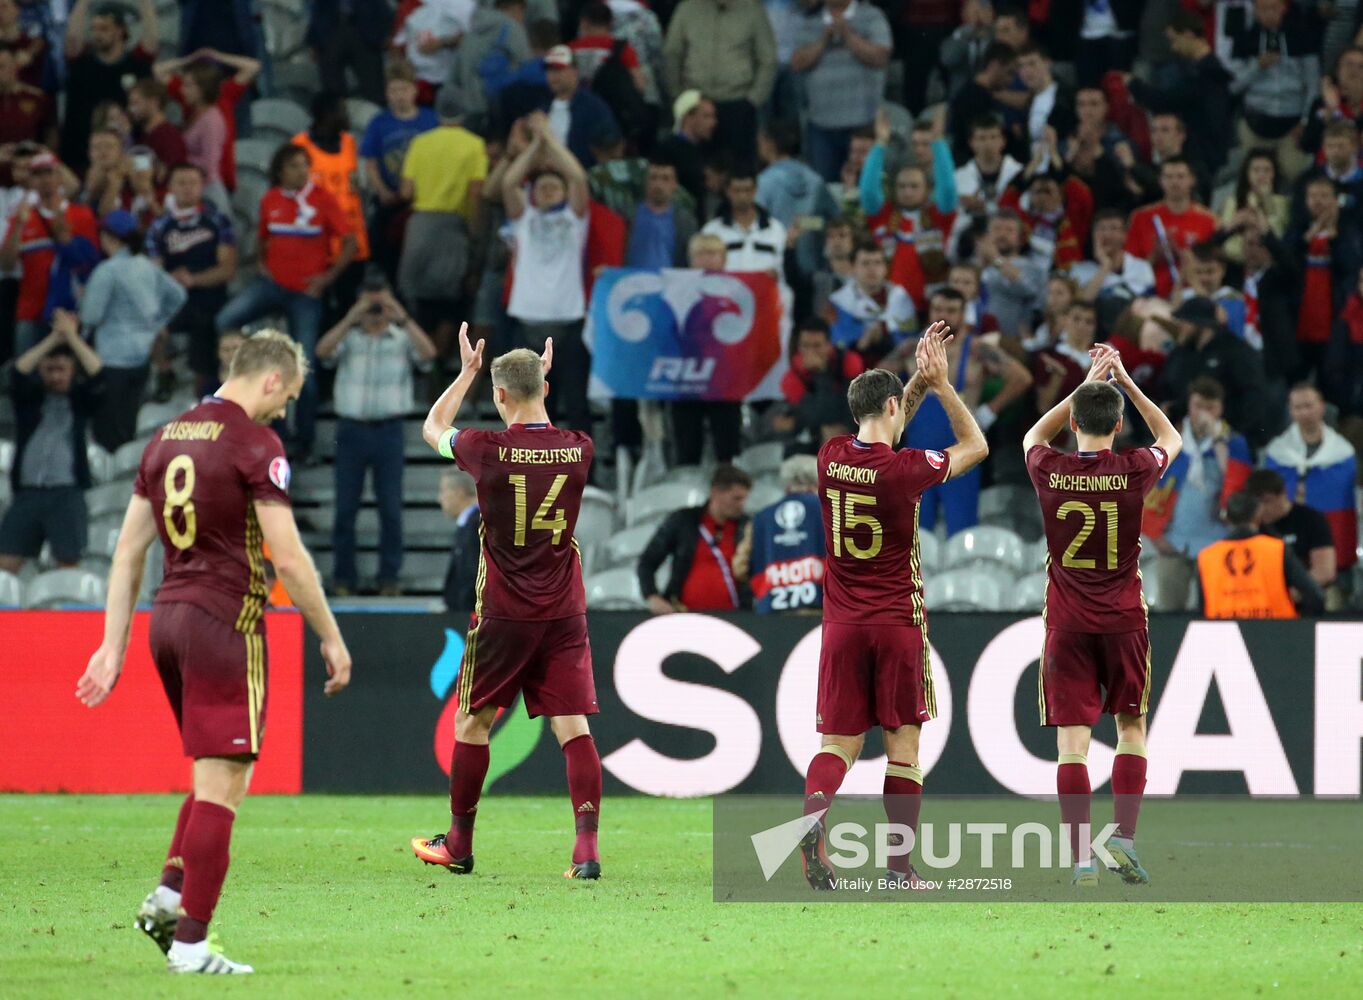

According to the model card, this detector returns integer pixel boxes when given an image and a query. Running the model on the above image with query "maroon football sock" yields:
[883,762,923,875]
[1057,757,1092,865]
[160,793,195,893]
[447,740,491,858]
[173,801,235,944]
[562,734,602,864]
[1111,749,1148,839]
[803,748,849,817]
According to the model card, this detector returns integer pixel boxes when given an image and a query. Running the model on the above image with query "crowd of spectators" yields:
[0,0,1361,609]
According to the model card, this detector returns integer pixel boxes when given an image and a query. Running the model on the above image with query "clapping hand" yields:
[457,321,485,375]
[917,320,953,390]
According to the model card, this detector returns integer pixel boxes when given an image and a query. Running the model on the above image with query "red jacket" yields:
[781,346,865,406]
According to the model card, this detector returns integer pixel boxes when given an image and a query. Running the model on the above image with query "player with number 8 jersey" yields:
[798,323,990,892]
[412,324,603,882]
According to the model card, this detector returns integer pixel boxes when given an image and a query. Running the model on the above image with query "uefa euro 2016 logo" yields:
[429,628,542,784]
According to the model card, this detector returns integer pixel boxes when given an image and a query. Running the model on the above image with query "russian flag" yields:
[1265,428,1359,569]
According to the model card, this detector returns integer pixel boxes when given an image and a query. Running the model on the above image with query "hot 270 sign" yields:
[304,614,1363,798]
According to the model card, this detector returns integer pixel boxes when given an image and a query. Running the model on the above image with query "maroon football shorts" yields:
[458,614,598,718]
[817,621,937,734]
[149,601,267,758]
[1039,627,1151,727]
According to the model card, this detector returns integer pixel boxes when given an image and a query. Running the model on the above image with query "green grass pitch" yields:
[3,794,1362,998]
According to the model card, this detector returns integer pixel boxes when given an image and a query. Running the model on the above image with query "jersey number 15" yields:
[826,488,883,560]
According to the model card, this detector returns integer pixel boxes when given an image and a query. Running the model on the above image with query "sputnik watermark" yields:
[751,810,1121,881]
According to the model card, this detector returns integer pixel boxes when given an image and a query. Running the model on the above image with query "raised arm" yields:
[52,308,103,376]
[918,327,988,479]
[75,496,158,706]
[138,0,160,52]
[205,49,262,87]
[500,131,541,220]
[1022,346,1115,451]
[423,321,486,452]
[153,53,193,82]
[975,340,1034,427]
[254,501,350,695]
[65,0,91,59]
[1106,345,1182,464]
[532,113,588,216]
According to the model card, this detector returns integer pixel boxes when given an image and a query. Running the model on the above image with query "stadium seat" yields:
[232,171,272,221]
[600,523,657,568]
[87,481,132,519]
[944,525,1027,573]
[0,569,21,608]
[585,568,646,610]
[882,100,915,137]
[135,400,182,436]
[575,490,617,565]
[111,438,149,479]
[23,568,107,608]
[272,61,322,107]
[978,483,1042,539]
[924,568,1004,611]
[1011,571,1049,611]
[249,98,310,145]
[1141,569,1160,610]
[658,465,710,489]
[735,442,784,478]
[87,445,114,484]
[0,438,12,474]
[234,138,278,180]
[88,522,122,559]
[346,98,381,135]
[1138,535,1159,564]
[627,482,707,527]
[745,479,784,514]
[916,530,941,572]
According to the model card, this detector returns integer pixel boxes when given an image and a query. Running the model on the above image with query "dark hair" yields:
[268,142,310,186]
[1168,9,1203,36]
[852,238,885,261]
[527,18,560,51]
[797,316,831,338]
[1092,206,1127,229]
[1159,154,1195,178]
[762,118,802,158]
[103,224,144,254]
[1235,147,1279,204]
[129,77,169,108]
[930,286,967,306]
[969,114,1005,138]
[978,41,1016,71]
[44,344,76,362]
[711,463,753,491]
[168,161,207,181]
[92,3,129,35]
[184,61,222,105]
[645,154,677,174]
[1225,490,1260,527]
[580,1,612,27]
[847,368,905,423]
[1187,375,1225,403]
[1070,381,1123,435]
[1323,119,1359,143]
[1016,41,1049,61]
[1191,241,1226,265]
[994,4,1028,27]
[1289,381,1324,400]
[1245,468,1288,498]
[1066,299,1097,315]
[725,163,758,185]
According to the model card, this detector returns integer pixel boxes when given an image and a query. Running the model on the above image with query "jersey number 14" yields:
[509,473,568,546]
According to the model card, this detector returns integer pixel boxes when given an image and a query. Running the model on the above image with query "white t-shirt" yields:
[549,99,572,145]
[398,0,476,84]
[1069,254,1156,301]
[508,205,589,322]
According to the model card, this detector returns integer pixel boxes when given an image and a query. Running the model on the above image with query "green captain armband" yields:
[437,428,458,460]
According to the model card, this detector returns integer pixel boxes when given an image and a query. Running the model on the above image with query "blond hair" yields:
[490,348,545,401]
[687,232,725,265]
[229,329,309,381]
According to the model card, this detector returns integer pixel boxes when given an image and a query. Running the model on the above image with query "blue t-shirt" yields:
[360,107,440,191]
[625,204,676,269]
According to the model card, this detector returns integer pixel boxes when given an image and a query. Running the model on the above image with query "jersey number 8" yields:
[826,488,882,560]
[163,454,197,550]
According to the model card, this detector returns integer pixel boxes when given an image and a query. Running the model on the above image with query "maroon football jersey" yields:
[1026,445,1169,633]
[134,397,291,633]
[451,422,594,621]
[818,435,951,626]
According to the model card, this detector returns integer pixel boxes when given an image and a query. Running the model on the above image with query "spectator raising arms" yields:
[61,0,158,172]
[155,48,262,195]
[216,143,356,461]
[0,309,104,575]
[502,110,591,431]
[0,151,101,354]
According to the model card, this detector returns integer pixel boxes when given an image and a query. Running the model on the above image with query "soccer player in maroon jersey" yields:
[800,323,989,890]
[74,331,353,974]
[1023,344,1182,887]
[411,324,602,880]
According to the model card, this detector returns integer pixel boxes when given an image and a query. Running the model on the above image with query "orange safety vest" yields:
[1197,534,1298,620]
[292,130,370,261]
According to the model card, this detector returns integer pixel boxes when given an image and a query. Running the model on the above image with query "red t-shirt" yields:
[141,120,189,177]
[449,423,594,621]
[258,183,351,292]
[1124,201,1217,297]
[570,34,640,83]
[169,75,247,191]
[680,512,740,611]
[818,435,951,626]
[866,203,954,310]
[1298,233,1334,343]
[3,201,100,321]
[134,396,291,633]
[0,85,54,146]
